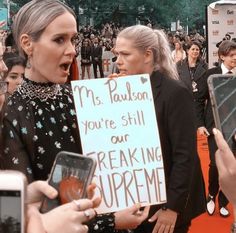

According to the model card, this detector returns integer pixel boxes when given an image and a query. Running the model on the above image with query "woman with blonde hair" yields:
[114,25,205,233]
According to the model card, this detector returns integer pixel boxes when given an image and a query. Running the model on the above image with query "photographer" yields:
[216,33,231,48]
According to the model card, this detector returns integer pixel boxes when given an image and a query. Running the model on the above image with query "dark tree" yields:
[9,0,216,31]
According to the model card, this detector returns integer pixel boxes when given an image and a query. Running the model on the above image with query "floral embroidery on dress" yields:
[18,106,23,111]
[61,113,66,120]
[13,119,18,126]
[4,147,9,154]
[33,135,38,141]
[50,117,56,124]
[36,121,43,129]
[51,105,55,111]
[38,147,45,154]
[62,126,68,132]
[55,141,61,149]
[9,130,14,138]
[38,109,43,115]
[26,167,32,174]
[70,109,76,115]
[70,136,75,142]
[37,163,43,169]
[59,102,64,108]
[12,157,19,164]
[21,127,28,134]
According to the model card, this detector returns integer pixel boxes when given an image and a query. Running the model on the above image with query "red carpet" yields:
[189,135,233,233]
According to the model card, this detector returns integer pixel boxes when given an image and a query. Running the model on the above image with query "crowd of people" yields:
[0,0,236,233]
[60,21,208,80]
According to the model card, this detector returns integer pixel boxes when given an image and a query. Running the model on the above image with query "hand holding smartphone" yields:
[0,170,27,233]
[208,74,236,154]
[40,151,96,213]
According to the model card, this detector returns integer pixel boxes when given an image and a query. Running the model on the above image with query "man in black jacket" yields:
[196,40,236,218]
[91,37,104,79]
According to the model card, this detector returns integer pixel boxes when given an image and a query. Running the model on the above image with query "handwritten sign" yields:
[71,74,166,214]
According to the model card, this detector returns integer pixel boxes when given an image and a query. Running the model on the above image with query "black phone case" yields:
[208,74,236,154]
[40,151,96,213]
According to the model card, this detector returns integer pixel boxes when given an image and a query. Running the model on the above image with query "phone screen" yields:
[0,190,22,233]
[40,152,96,213]
[208,75,236,154]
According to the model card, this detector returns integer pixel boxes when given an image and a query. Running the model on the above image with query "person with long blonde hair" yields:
[114,25,205,233]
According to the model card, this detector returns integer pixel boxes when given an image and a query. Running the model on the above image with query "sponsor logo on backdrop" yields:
[102,59,111,72]
[212,9,219,15]
[227,19,234,25]
[227,10,234,15]
[208,4,236,69]
[212,30,219,36]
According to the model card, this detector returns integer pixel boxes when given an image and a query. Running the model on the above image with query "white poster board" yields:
[207,1,236,68]
[71,74,166,214]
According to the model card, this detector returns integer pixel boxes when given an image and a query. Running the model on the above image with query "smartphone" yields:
[208,74,236,154]
[40,151,96,213]
[0,170,27,233]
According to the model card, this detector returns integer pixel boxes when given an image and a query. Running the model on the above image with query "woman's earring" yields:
[26,57,31,68]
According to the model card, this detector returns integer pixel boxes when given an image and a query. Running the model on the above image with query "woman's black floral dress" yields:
[1,77,128,233]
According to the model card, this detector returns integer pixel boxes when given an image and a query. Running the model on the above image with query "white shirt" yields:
[221,63,235,74]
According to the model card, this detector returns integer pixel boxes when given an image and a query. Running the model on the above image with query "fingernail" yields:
[213,128,218,135]
[52,189,58,195]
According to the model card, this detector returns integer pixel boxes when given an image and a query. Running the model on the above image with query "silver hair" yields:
[12,0,76,59]
[117,25,179,80]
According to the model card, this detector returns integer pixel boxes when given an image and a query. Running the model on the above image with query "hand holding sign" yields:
[114,203,150,230]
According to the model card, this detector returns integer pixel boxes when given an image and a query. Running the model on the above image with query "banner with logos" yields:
[71,74,167,214]
[207,1,236,68]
